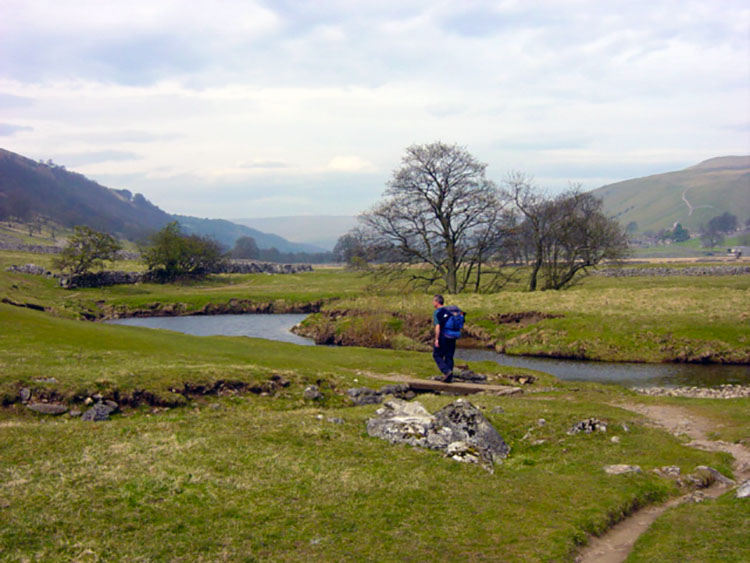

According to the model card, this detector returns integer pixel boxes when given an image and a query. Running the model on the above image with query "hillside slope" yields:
[0,148,171,240]
[0,147,320,252]
[592,156,750,233]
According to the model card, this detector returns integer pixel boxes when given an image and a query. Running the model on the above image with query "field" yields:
[1,253,749,561]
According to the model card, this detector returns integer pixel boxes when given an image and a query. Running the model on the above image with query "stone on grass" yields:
[19,388,31,402]
[688,466,735,489]
[366,398,510,469]
[736,480,750,499]
[27,403,68,415]
[347,387,383,406]
[81,401,118,422]
[303,385,323,400]
[604,464,642,475]
[568,418,607,434]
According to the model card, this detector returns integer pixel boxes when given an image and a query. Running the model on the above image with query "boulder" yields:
[604,464,642,475]
[366,398,510,468]
[366,399,435,448]
[303,385,323,400]
[568,418,607,434]
[432,399,510,463]
[27,403,68,415]
[81,401,118,422]
[736,479,750,499]
[347,387,383,406]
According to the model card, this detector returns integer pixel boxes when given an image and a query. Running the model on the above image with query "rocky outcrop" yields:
[347,385,414,405]
[366,398,510,470]
[633,384,750,399]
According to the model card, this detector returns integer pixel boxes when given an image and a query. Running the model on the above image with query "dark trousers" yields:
[433,336,456,375]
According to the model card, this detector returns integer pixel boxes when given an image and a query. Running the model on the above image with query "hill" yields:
[0,148,171,240]
[233,215,358,250]
[173,215,327,253]
[592,156,750,233]
[0,147,320,253]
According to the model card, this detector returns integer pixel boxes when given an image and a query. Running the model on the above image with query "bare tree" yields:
[359,142,509,293]
[503,174,628,290]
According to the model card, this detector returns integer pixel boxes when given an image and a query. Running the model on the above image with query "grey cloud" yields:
[0,123,33,136]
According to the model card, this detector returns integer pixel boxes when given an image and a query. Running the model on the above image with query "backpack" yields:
[442,305,465,339]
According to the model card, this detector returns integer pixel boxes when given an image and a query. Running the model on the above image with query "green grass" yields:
[627,492,750,562]
[0,382,734,562]
[1,255,749,560]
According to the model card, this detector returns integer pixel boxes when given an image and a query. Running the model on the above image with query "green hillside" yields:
[592,156,750,233]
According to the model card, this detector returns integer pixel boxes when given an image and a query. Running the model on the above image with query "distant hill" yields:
[592,156,750,233]
[234,215,358,250]
[0,147,325,253]
[173,215,327,253]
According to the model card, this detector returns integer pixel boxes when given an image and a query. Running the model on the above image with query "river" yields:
[106,314,749,388]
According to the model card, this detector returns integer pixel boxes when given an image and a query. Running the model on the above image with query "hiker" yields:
[432,294,463,382]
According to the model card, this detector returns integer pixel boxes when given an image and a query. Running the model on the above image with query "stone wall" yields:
[594,265,750,277]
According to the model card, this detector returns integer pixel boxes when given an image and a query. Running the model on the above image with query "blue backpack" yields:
[442,305,465,339]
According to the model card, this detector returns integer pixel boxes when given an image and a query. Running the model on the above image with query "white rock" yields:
[736,480,750,499]
[604,464,642,475]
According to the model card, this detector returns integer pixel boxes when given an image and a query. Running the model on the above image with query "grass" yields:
[0,381,735,562]
[1,251,749,560]
[626,492,750,562]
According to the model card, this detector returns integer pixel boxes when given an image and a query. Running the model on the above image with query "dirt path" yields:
[576,402,749,563]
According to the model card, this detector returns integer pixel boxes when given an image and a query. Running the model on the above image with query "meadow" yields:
[1,252,749,561]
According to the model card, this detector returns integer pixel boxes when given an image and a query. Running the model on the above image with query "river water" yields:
[106,314,749,388]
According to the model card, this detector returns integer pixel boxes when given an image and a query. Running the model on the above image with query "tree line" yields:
[334,142,628,292]
[55,221,333,282]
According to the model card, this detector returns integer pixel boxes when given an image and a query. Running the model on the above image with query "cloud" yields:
[0,123,33,136]
[0,1,747,218]
[326,156,376,173]
[240,160,288,169]
[54,151,142,167]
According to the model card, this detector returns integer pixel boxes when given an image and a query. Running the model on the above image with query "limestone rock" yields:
[445,441,481,464]
[736,479,750,499]
[568,418,607,434]
[81,401,117,422]
[27,403,68,415]
[347,387,383,406]
[303,385,323,400]
[19,388,31,403]
[366,398,510,468]
[366,399,435,448]
[432,399,510,463]
[604,464,642,475]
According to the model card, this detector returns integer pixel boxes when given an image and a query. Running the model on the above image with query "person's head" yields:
[433,294,444,308]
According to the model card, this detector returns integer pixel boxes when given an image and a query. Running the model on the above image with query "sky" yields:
[1,0,749,219]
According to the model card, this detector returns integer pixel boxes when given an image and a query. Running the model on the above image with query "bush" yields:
[141,222,225,282]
